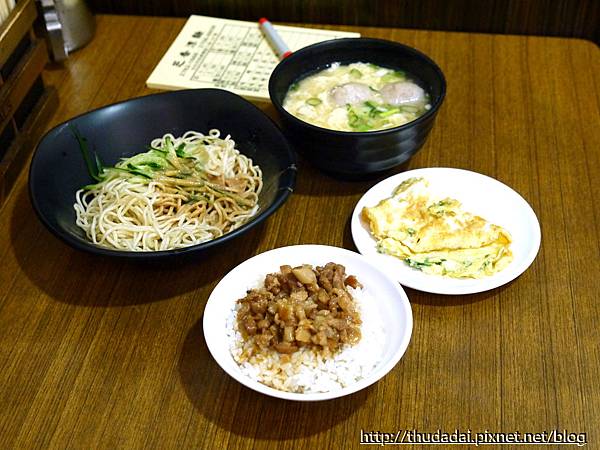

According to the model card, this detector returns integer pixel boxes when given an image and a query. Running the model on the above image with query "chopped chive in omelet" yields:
[363,177,513,279]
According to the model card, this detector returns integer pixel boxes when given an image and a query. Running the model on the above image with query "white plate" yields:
[203,244,413,401]
[351,168,541,295]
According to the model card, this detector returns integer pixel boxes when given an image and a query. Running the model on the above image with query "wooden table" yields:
[1,15,598,449]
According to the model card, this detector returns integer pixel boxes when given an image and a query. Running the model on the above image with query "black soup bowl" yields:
[29,89,296,260]
[269,38,446,178]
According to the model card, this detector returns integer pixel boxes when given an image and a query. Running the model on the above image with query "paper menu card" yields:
[146,15,360,102]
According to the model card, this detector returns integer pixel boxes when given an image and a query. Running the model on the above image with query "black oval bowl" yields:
[29,89,297,259]
[269,38,446,178]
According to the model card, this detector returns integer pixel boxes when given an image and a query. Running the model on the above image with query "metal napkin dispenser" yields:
[38,0,94,61]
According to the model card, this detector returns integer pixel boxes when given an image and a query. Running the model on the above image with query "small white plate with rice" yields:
[203,244,413,401]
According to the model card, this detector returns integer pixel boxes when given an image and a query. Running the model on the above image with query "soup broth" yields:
[283,62,431,132]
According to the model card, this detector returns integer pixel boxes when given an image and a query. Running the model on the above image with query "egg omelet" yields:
[362,177,513,278]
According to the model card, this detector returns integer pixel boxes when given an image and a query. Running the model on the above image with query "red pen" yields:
[259,17,292,59]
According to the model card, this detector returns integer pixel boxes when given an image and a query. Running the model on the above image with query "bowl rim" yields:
[268,37,447,137]
[28,88,297,259]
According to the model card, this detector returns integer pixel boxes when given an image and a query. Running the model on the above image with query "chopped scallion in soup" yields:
[283,62,431,132]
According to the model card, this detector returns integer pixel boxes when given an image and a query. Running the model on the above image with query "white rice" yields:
[227,286,385,393]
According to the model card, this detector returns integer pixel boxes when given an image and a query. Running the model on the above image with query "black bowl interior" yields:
[29,89,296,258]
[270,38,446,120]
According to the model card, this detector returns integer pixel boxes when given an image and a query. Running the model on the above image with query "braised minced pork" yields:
[236,263,363,355]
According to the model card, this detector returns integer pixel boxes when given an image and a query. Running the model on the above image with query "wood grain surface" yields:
[87,0,600,45]
[0,15,599,450]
